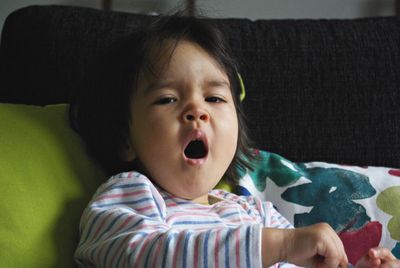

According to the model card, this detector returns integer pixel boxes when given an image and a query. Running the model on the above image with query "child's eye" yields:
[205,96,226,103]
[153,97,177,105]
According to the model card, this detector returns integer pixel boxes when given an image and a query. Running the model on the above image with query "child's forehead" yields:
[141,38,229,83]
[147,39,197,68]
[144,39,179,73]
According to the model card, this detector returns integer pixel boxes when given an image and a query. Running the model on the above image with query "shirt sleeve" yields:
[75,172,263,268]
[259,201,305,268]
[262,201,293,229]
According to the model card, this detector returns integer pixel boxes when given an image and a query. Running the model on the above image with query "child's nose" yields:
[182,106,210,123]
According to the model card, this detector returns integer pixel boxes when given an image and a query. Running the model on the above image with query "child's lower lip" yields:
[184,156,207,166]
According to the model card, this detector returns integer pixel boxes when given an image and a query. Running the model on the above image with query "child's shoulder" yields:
[82,171,168,224]
[93,171,156,196]
[107,170,152,185]
[110,171,149,180]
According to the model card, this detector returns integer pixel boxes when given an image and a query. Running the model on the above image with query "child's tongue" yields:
[184,140,207,159]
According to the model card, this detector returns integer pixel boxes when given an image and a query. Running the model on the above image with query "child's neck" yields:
[191,195,210,205]
[192,194,222,205]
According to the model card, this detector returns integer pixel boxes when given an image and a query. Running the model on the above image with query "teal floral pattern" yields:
[282,164,376,232]
[235,149,400,261]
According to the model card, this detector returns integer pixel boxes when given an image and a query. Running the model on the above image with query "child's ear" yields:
[120,141,136,162]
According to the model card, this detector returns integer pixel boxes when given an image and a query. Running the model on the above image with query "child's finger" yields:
[316,256,341,268]
[369,247,396,262]
[370,258,381,267]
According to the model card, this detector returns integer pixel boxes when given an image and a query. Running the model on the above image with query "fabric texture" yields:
[1,6,400,167]
[235,149,400,264]
[75,171,295,268]
[0,103,106,268]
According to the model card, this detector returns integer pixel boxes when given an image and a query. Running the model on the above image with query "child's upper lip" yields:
[182,128,209,156]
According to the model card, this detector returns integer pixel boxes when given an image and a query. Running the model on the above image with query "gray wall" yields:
[0,0,397,37]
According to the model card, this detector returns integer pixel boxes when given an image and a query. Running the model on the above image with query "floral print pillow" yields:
[235,149,400,264]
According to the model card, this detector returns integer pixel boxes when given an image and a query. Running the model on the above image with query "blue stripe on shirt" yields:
[81,209,108,244]
[93,197,153,208]
[103,217,145,267]
[225,229,231,268]
[153,196,164,221]
[203,230,211,268]
[221,211,240,218]
[182,231,192,267]
[142,233,163,267]
[173,220,220,225]
[92,213,126,245]
[245,225,251,267]
[103,182,147,192]
[161,232,178,268]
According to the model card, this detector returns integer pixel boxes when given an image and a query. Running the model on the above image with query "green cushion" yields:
[0,103,106,268]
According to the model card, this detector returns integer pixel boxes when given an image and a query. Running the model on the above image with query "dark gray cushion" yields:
[1,5,399,167]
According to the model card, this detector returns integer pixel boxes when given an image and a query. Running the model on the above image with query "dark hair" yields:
[70,13,254,182]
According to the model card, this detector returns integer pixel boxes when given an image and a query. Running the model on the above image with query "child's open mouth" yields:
[183,130,209,164]
[184,139,207,159]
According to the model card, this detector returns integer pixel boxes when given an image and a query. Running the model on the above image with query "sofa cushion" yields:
[1,5,400,167]
[0,103,106,268]
[236,149,400,264]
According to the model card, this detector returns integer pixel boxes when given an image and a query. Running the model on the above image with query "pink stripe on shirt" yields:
[235,228,241,268]
[214,229,221,268]
[95,189,149,202]
[194,234,201,268]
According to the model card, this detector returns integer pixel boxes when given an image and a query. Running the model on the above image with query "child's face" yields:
[124,39,238,203]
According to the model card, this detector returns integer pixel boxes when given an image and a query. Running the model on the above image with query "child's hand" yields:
[285,223,349,268]
[355,247,400,268]
[262,223,348,268]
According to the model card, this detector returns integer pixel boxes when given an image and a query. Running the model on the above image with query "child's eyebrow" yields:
[205,79,230,89]
[143,81,176,95]
[143,79,231,95]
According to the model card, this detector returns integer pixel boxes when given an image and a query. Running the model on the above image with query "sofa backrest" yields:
[1,5,399,167]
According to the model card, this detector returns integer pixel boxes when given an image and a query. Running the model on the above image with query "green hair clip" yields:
[238,73,246,102]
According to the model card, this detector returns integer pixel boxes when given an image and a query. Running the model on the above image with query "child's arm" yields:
[261,223,349,268]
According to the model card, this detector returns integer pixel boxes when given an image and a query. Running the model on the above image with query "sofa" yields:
[0,5,399,267]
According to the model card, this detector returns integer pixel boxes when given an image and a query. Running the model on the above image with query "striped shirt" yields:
[75,171,296,268]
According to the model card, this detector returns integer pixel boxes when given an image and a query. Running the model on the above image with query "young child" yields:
[71,14,400,268]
